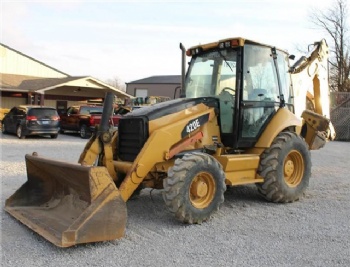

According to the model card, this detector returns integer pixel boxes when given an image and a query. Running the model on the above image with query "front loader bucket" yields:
[4,154,127,247]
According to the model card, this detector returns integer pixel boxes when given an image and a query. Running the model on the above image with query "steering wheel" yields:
[221,87,235,95]
[219,87,235,105]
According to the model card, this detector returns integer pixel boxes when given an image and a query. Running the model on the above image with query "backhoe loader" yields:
[5,37,332,247]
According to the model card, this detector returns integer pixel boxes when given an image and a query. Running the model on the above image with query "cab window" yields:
[243,45,279,102]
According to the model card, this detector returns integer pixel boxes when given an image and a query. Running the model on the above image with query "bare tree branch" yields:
[309,0,350,92]
[105,76,127,92]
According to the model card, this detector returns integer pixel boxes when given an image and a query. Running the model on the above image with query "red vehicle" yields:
[59,105,120,138]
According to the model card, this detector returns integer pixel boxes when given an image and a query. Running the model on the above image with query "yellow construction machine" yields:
[5,37,333,247]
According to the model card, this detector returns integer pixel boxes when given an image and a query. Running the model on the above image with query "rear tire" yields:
[51,134,58,139]
[80,124,91,139]
[257,131,311,203]
[16,125,25,139]
[163,152,226,224]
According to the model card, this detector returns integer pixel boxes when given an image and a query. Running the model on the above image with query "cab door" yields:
[65,107,80,130]
[237,45,284,148]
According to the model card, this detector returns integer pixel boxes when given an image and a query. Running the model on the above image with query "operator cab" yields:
[184,38,294,149]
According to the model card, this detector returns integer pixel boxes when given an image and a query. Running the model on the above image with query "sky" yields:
[1,0,338,85]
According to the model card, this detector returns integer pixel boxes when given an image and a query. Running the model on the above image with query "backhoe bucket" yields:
[5,154,127,247]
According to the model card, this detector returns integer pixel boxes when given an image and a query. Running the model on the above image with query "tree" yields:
[309,0,350,92]
[105,76,127,92]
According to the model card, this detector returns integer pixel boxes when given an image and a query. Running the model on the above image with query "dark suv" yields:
[1,105,60,139]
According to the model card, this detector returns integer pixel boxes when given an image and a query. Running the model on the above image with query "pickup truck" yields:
[59,105,120,138]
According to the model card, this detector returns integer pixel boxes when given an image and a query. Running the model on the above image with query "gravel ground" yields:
[1,133,349,267]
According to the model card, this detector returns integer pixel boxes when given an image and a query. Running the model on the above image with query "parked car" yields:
[59,105,120,138]
[1,105,60,139]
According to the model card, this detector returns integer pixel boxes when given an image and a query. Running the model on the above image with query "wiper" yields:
[216,49,234,72]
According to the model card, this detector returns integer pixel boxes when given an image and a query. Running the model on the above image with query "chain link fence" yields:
[330,92,350,141]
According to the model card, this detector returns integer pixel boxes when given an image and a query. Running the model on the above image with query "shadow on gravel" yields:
[126,189,180,225]
[58,132,81,138]
[125,186,268,228]
[1,133,54,140]
[224,184,262,202]
[124,186,268,224]
[1,132,82,141]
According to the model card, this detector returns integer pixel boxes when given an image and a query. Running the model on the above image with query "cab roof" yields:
[187,37,288,55]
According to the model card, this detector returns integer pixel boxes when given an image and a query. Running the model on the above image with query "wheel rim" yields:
[189,172,216,209]
[284,150,304,187]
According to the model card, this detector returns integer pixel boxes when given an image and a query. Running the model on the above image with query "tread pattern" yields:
[257,131,311,203]
[163,152,226,224]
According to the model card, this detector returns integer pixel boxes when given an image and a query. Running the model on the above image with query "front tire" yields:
[257,131,311,203]
[163,152,226,224]
[80,124,91,139]
[16,125,25,139]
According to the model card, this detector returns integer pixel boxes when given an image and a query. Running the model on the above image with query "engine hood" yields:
[122,97,219,122]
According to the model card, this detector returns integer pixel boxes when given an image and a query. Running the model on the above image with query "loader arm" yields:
[78,91,117,180]
[78,129,118,181]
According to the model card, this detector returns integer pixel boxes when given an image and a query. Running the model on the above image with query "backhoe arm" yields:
[290,39,335,140]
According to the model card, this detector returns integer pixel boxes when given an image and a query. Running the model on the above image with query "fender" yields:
[254,108,302,149]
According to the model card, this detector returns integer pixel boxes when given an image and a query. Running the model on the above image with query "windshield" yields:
[80,106,103,115]
[28,108,58,119]
[185,50,237,98]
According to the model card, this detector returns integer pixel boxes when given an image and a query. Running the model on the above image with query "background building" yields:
[126,75,181,99]
[0,43,131,115]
